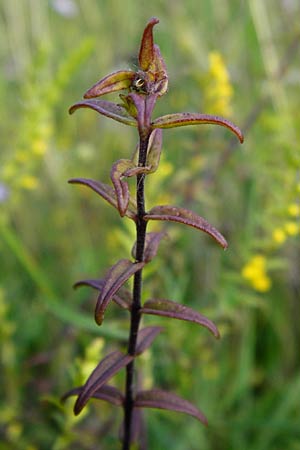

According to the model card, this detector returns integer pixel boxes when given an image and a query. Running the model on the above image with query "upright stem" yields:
[123,134,150,450]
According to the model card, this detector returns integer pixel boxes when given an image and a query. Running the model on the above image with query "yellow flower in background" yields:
[288,203,300,217]
[272,228,287,244]
[18,175,39,190]
[204,51,234,117]
[284,221,299,236]
[241,254,272,293]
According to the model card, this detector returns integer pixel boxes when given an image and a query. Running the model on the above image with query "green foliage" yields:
[1,0,300,449]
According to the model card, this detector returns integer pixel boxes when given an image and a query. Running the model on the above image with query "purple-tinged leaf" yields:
[84,70,135,98]
[135,326,163,356]
[141,299,219,338]
[74,351,133,415]
[69,99,137,127]
[127,92,157,137]
[68,178,137,220]
[132,232,166,262]
[135,389,208,425]
[110,160,135,217]
[152,113,244,143]
[139,17,160,71]
[73,279,132,310]
[62,384,124,407]
[144,205,228,249]
[95,259,145,325]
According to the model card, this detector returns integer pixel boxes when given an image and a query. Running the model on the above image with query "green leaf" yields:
[135,389,208,425]
[141,299,220,338]
[144,205,228,249]
[69,99,137,127]
[152,112,244,143]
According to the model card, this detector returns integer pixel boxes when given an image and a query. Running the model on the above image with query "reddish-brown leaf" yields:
[69,99,137,127]
[62,384,124,407]
[110,160,135,216]
[138,17,160,71]
[144,205,228,248]
[132,232,166,262]
[135,389,208,425]
[135,326,163,356]
[74,351,133,415]
[68,178,137,220]
[151,45,168,96]
[84,70,135,98]
[95,259,145,325]
[141,299,219,338]
[73,279,132,310]
[152,112,244,143]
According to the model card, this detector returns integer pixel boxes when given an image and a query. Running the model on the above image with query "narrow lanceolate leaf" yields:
[135,389,208,426]
[144,205,228,249]
[141,299,219,338]
[132,232,166,262]
[74,351,133,415]
[84,70,135,98]
[135,326,163,356]
[139,17,160,71]
[62,384,124,407]
[69,99,137,127]
[110,160,135,216]
[124,129,163,177]
[68,178,137,220]
[145,128,163,173]
[95,259,145,325]
[152,113,244,143]
[73,279,132,310]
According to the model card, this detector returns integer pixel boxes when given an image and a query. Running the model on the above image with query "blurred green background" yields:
[1,1,300,449]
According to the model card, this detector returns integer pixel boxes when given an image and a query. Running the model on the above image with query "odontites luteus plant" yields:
[62,17,244,450]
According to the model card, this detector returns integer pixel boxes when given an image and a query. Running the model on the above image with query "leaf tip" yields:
[95,311,104,326]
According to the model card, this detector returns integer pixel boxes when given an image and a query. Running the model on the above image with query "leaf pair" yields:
[75,232,165,325]
[63,383,207,426]
[64,326,162,415]
[69,176,227,248]
[70,98,244,143]
[64,384,207,428]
